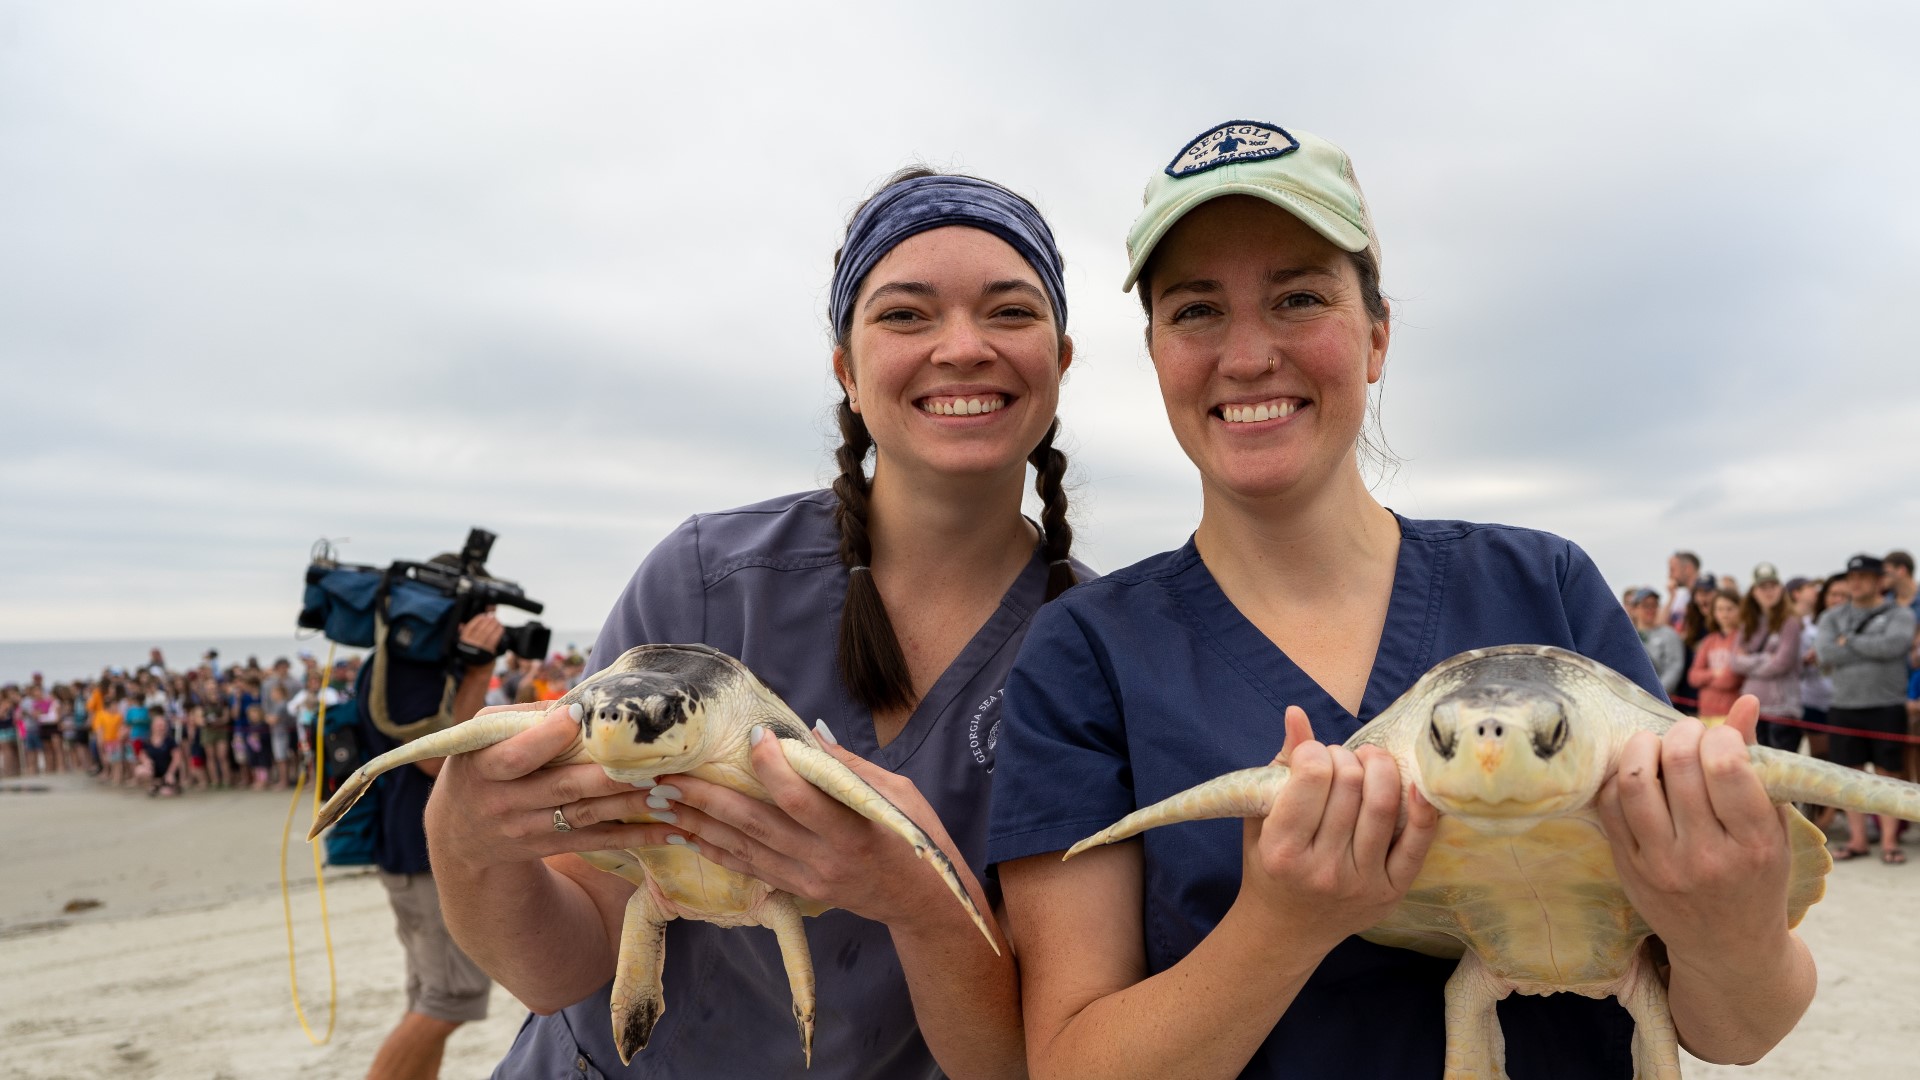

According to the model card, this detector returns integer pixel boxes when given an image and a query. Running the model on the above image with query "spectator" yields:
[1790,576,1834,754]
[1667,550,1701,631]
[1816,553,1919,864]
[1888,550,1920,621]
[1677,579,1719,714]
[1733,563,1803,751]
[1628,587,1685,695]
[1688,587,1746,720]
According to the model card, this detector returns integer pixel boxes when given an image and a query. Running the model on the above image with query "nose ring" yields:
[1268,357,1277,374]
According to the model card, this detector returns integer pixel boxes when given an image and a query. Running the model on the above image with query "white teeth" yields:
[920,395,1005,416]
[1222,401,1299,423]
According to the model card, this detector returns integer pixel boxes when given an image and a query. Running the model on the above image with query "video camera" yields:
[298,527,552,669]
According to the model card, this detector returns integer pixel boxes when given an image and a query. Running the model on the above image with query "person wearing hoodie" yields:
[1816,553,1919,864]
[1733,563,1804,752]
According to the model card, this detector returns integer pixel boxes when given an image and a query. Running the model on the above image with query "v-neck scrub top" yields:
[987,516,1664,1080]
[495,490,1076,1080]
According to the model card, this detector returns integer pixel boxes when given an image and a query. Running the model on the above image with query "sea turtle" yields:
[309,642,996,1066]
[1065,644,1920,1080]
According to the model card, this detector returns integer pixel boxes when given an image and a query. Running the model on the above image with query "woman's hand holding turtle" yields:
[1236,706,1438,956]
[653,722,966,934]
[424,702,692,873]
[1595,696,1795,972]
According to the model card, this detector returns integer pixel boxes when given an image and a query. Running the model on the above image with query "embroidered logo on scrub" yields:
[1166,121,1300,178]
[967,689,1003,773]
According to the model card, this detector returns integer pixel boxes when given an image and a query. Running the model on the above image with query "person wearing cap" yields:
[427,169,1085,1079]
[988,120,1813,1079]
[1815,553,1919,864]
[1628,587,1685,694]
[1732,563,1804,752]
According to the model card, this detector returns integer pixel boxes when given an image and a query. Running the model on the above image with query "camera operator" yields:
[357,608,504,1080]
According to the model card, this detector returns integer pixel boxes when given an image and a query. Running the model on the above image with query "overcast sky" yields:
[3,0,1917,643]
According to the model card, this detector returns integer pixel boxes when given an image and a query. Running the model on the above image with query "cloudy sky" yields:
[3,0,1916,644]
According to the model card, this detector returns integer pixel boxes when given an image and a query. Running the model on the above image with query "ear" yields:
[1057,334,1075,379]
[1366,301,1391,384]
[832,346,859,412]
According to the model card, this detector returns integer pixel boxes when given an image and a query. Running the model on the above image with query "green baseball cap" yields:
[1123,120,1379,293]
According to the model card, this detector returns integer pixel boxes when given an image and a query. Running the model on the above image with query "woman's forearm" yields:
[890,900,1027,1079]
[1667,930,1815,1065]
[434,853,620,1012]
[1029,898,1326,1080]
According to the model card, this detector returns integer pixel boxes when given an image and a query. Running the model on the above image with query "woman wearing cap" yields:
[424,168,1083,1079]
[1733,564,1804,751]
[988,121,1814,1078]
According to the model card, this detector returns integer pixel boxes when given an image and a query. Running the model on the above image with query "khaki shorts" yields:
[378,871,492,1024]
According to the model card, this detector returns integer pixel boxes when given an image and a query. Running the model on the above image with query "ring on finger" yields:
[553,807,574,833]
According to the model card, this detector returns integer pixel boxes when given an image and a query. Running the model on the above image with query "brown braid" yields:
[1028,418,1077,600]
[831,397,916,713]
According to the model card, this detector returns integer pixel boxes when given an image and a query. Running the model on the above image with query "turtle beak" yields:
[1474,738,1505,774]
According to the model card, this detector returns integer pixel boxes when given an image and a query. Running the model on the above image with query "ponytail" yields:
[832,398,916,713]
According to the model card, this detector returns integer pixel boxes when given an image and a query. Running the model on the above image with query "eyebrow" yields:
[1155,266,1340,304]
[863,278,1049,311]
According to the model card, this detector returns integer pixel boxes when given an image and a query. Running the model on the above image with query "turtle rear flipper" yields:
[612,886,671,1066]
[307,707,551,840]
[776,739,1001,955]
[759,892,817,1066]
[1063,765,1289,858]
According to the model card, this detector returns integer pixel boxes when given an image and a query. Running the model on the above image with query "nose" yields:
[1219,311,1278,381]
[1476,720,1505,740]
[930,315,995,369]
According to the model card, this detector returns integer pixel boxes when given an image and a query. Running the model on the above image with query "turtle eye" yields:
[1428,717,1457,759]
[1532,715,1569,759]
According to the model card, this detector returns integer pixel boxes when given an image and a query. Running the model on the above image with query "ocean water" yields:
[0,630,602,684]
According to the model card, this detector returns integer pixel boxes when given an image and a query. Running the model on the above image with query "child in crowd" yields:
[1689,587,1748,721]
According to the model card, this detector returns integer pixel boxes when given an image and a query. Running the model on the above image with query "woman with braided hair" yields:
[425,167,1084,1079]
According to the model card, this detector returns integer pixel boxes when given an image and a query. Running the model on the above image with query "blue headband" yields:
[829,175,1067,342]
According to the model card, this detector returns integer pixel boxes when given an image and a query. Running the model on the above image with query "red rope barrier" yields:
[1669,693,1920,745]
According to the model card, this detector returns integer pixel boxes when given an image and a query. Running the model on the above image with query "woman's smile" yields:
[1214,396,1308,427]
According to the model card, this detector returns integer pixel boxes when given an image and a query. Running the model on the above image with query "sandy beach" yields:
[4,771,1918,1079]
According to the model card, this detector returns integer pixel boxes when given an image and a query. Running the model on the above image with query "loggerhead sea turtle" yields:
[309,642,996,1067]
[1065,644,1920,1080]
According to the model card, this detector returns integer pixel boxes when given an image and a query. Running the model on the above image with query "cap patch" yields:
[1167,121,1300,178]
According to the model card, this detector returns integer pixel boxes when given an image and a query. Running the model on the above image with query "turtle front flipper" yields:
[1064,765,1290,859]
[776,738,1000,955]
[758,891,817,1066]
[612,885,672,1066]
[307,707,550,840]
[1751,746,1920,820]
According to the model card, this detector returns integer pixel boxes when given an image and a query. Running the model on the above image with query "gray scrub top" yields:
[494,489,1076,1080]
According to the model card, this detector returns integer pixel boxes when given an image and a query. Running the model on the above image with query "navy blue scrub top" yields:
[988,516,1664,1080]
[496,490,1085,1080]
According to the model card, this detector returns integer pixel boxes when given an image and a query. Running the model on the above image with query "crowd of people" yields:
[1624,549,1920,862]
[0,646,593,793]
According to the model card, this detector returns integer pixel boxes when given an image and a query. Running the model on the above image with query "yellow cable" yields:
[280,640,339,1044]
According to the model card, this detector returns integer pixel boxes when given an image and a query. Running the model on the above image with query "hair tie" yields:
[830,176,1066,342]
[1049,559,1072,568]
[849,565,871,574]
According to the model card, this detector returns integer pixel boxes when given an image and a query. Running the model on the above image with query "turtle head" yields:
[572,670,710,779]
[1414,681,1596,833]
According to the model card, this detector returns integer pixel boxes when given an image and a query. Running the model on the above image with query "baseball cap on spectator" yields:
[1845,553,1885,576]
[1751,562,1781,586]
[1628,588,1660,605]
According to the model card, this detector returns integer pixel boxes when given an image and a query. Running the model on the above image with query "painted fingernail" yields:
[649,785,682,801]
[749,725,766,747]
[646,794,672,810]
[567,703,583,722]
[666,834,701,853]
[650,810,677,824]
[813,719,839,746]
[631,776,655,789]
